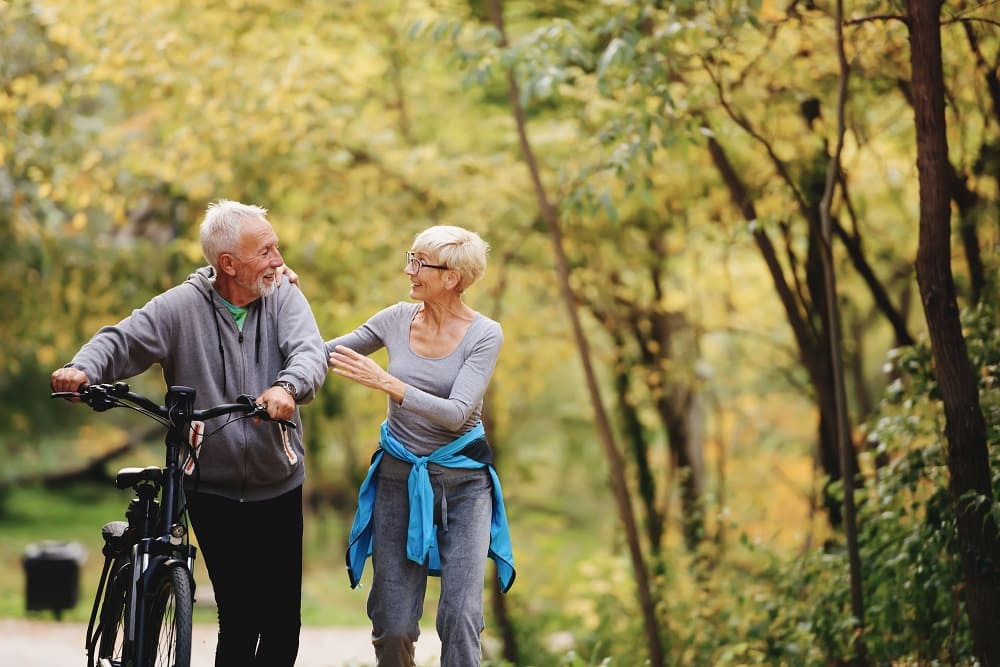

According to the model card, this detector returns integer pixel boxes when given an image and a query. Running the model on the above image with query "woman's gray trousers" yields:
[367,455,493,667]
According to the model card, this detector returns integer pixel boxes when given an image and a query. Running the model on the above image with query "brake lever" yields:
[51,384,118,411]
[86,384,119,412]
[236,394,297,430]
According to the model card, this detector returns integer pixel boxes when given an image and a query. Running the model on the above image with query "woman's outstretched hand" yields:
[329,345,406,403]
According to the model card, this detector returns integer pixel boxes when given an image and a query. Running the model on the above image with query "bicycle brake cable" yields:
[114,400,171,427]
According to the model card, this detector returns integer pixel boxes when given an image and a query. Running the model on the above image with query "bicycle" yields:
[51,382,295,667]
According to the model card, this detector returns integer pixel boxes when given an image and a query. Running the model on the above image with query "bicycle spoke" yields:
[154,590,177,666]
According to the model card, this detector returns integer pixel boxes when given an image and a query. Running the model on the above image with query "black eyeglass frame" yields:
[405,251,449,272]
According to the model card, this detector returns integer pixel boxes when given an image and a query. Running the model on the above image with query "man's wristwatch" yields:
[272,380,298,400]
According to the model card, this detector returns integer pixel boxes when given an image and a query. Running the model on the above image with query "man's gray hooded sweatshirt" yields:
[66,267,328,502]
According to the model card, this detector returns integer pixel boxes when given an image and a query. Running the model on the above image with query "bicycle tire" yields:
[96,560,130,666]
[144,564,193,667]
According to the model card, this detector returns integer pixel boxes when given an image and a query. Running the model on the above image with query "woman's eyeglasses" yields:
[405,251,449,273]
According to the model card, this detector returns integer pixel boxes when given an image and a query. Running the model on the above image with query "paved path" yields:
[0,618,442,666]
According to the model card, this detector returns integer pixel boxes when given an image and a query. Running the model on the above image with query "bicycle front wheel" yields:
[144,565,193,667]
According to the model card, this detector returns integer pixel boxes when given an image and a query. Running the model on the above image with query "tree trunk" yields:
[908,2,1000,664]
[949,161,985,307]
[610,334,664,556]
[582,276,704,556]
[657,392,702,549]
[646,298,704,550]
[488,3,665,663]
[818,0,867,659]
[483,255,519,664]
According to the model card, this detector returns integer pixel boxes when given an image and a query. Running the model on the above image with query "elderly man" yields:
[51,199,328,666]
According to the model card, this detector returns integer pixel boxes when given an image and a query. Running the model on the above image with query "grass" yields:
[0,481,375,627]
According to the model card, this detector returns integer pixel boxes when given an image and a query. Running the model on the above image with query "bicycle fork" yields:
[87,532,196,667]
[127,539,197,666]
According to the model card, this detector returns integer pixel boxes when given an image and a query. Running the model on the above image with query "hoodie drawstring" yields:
[209,290,228,396]
[255,301,262,366]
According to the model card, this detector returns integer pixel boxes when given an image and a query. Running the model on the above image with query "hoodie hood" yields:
[186,265,218,296]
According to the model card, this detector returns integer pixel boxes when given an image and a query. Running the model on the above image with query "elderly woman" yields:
[326,225,514,667]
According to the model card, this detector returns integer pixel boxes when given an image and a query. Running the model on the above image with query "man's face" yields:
[231,217,284,299]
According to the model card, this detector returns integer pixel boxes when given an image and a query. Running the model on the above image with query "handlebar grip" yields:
[50,381,91,401]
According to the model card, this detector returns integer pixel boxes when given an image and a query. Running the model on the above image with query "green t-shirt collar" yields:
[216,293,250,332]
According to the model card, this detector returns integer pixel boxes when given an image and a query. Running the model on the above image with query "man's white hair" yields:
[200,199,269,271]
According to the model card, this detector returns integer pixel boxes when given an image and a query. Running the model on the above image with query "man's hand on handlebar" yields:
[50,367,90,400]
[256,385,295,422]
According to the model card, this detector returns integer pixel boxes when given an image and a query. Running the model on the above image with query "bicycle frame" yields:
[126,385,196,667]
[55,382,295,667]
[87,386,198,667]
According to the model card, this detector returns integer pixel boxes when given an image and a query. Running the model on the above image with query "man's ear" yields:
[218,253,239,277]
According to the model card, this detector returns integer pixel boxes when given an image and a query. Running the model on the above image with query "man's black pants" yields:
[187,485,303,667]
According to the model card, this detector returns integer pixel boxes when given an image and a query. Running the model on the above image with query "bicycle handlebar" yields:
[51,382,297,430]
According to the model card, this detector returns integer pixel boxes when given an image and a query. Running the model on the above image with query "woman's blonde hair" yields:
[411,225,489,293]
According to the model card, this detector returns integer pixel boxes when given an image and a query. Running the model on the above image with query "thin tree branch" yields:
[944,17,1000,28]
[844,14,909,27]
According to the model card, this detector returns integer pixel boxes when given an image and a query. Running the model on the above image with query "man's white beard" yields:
[258,275,277,298]
[236,273,277,299]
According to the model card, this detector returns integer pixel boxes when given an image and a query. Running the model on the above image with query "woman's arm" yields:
[397,328,502,430]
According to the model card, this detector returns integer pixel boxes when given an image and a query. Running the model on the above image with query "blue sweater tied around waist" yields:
[345,420,516,593]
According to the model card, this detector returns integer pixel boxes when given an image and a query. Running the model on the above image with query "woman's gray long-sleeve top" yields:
[325,302,502,456]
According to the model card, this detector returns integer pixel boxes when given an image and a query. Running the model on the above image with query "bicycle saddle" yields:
[115,466,163,489]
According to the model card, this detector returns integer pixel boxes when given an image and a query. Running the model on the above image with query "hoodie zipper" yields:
[215,297,251,501]
[237,303,255,501]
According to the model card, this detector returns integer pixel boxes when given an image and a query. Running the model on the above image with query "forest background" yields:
[2,0,999,665]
